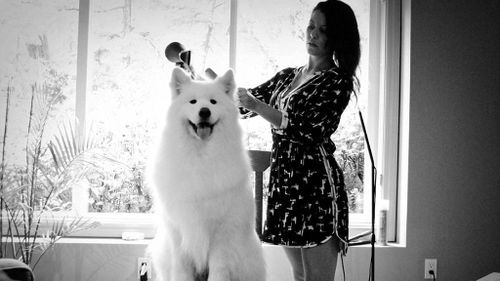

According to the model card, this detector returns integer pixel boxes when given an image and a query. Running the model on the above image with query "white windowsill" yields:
[51,237,406,249]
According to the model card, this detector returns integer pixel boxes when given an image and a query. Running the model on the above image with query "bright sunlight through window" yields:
[1,0,401,240]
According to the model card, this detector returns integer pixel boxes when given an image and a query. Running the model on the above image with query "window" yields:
[1,0,402,242]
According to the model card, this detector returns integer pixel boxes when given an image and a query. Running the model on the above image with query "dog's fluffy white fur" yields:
[149,68,266,281]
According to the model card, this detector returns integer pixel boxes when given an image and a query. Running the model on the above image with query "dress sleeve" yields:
[281,74,352,143]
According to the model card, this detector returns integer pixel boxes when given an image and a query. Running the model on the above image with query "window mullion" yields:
[229,0,238,70]
[74,0,91,215]
[380,0,402,242]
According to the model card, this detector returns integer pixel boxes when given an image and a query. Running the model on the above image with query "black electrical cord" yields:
[359,110,376,281]
[341,254,347,281]
[429,270,436,281]
[342,109,377,281]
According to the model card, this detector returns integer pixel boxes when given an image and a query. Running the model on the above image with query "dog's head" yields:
[169,68,237,141]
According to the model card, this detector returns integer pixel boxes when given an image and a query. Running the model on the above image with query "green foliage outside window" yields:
[1,0,367,216]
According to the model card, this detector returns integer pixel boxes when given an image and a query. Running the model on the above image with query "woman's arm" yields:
[238,68,295,120]
[237,88,282,128]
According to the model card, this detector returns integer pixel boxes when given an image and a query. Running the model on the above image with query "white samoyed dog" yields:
[149,67,266,281]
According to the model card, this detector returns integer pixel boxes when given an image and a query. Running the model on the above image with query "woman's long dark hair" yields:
[314,0,361,90]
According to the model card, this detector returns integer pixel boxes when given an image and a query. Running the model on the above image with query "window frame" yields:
[375,0,403,243]
[63,0,404,241]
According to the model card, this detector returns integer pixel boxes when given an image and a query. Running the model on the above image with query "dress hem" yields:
[262,232,348,255]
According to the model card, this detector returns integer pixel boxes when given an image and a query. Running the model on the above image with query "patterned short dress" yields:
[242,66,352,254]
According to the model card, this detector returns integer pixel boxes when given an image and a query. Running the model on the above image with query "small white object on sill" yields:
[122,231,145,241]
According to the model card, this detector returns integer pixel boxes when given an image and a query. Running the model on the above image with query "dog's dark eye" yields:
[210,99,217,104]
[190,99,197,104]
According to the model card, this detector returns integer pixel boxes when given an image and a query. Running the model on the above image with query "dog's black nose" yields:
[199,107,211,119]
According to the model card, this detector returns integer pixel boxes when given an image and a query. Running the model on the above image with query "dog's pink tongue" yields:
[197,127,211,140]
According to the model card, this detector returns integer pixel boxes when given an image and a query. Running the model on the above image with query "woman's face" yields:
[306,10,333,57]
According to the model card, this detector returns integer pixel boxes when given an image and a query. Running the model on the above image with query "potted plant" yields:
[0,81,113,273]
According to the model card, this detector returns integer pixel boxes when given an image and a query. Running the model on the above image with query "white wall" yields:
[33,1,500,280]
[34,242,294,281]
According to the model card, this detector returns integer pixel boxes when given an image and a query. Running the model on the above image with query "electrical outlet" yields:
[138,257,152,280]
[424,258,437,279]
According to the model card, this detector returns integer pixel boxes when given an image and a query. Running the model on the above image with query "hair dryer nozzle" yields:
[165,42,190,64]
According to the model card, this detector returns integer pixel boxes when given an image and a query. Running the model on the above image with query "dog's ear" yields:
[217,69,236,96]
[170,67,191,97]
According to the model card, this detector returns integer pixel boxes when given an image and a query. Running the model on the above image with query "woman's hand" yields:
[237,88,259,111]
[237,87,283,128]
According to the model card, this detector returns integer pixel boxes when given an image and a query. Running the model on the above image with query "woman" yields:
[237,1,360,280]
